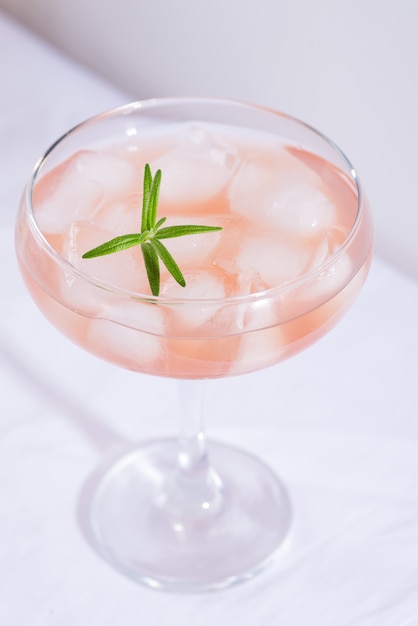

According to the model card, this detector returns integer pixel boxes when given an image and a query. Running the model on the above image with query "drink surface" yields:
[17,122,372,378]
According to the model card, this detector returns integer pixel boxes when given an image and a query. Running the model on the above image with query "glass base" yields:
[85,439,291,592]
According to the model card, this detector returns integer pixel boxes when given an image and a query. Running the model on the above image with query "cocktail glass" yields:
[15,98,373,592]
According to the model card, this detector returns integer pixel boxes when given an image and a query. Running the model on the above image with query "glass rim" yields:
[25,96,366,306]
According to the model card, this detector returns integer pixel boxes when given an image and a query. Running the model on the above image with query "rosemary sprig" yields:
[82,164,222,296]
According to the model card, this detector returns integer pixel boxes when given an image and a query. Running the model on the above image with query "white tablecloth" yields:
[1,10,418,625]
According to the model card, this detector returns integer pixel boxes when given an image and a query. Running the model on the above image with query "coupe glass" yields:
[15,98,373,592]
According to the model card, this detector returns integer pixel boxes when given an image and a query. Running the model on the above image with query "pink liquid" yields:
[17,123,372,378]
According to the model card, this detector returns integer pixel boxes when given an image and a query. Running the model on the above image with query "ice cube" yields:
[226,276,286,374]
[242,296,280,331]
[150,125,238,207]
[73,150,138,194]
[235,235,312,289]
[160,271,226,329]
[99,299,166,334]
[67,221,148,291]
[52,220,150,314]
[34,151,138,233]
[83,281,166,369]
[87,318,163,368]
[158,215,223,268]
[94,193,142,235]
[301,251,354,306]
[35,172,102,233]
[229,150,337,236]
[229,324,285,375]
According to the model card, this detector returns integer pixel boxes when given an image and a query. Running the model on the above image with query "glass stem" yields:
[167,379,223,520]
[177,379,211,480]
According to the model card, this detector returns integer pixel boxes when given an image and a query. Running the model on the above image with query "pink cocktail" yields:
[16,98,372,591]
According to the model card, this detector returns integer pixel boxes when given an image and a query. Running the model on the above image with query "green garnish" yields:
[82,164,222,296]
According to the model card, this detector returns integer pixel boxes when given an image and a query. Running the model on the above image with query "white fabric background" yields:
[1,11,418,625]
